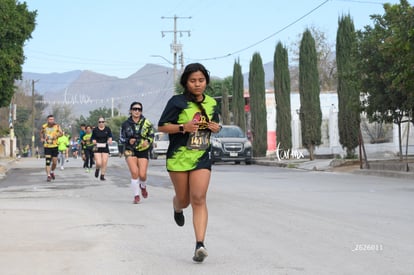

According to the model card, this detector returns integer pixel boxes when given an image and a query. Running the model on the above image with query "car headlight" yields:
[211,139,221,148]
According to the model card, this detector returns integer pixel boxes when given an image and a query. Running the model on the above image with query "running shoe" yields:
[50,172,55,180]
[133,195,140,204]
[174,210,185,226]
[95,169,100,178]
[140,184,148,198]
[100,175,106,181]
[193,245,208,263]
[46,175,52,182]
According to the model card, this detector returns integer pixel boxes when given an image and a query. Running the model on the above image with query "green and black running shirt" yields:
[158,94,220,172]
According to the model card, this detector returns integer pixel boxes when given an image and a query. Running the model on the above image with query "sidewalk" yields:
[0,157,81,181]
[0,157,16,180]
[2,156,414,181]
[253,156,414,179]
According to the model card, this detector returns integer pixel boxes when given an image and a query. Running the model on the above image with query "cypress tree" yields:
[249,52,267,157]
[232,59,246,131]
[274,42,292,152]
[298,29,322,160]
[337,14,360,158]
[221,81,230,125]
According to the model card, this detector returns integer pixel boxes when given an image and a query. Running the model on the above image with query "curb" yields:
[352,169,414,180]
[252,157,414,179]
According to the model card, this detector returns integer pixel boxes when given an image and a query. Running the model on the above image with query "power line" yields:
[188,0,330,62]
[35,87,174,106]
[334,0,384,4]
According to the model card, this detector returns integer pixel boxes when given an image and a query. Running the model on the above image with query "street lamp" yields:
[150,54,173,65]
[150,54,177,83]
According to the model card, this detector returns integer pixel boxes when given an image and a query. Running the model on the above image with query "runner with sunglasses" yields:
[120,102,154,204]
[91,117,113,180]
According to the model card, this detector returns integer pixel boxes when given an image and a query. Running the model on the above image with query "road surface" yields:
[0,157,413,275]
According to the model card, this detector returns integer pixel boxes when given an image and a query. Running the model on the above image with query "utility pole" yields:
[180,52,184,73]
[161,15,191,83]
[31,80,39,157]
[9,100,15,157]
[111,97,114,117]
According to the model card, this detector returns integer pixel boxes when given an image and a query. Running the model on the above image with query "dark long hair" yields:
[180,63,211,122]
[180,63,210,89]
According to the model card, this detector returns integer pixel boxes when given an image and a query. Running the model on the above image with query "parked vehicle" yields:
[210,125,252,164]
[108,140,120,156]
[150,132,169,159]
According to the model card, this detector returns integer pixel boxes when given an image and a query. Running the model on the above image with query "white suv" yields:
[150,132,169,159]
[108,140,120,156]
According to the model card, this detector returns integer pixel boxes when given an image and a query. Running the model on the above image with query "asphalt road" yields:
[0,157,413,275]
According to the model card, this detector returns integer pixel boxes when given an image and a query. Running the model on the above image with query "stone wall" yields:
[0,137,17,158]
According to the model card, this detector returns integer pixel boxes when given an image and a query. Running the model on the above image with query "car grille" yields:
[223,143,243,152]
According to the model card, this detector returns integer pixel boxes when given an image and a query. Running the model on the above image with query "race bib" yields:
[186,130,211,150]
[96,143,107,148]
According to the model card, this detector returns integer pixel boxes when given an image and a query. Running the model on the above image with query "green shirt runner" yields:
[158,94,220,171]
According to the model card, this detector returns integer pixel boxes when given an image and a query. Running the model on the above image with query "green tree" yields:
[3,85,46,151]
[249,52,267,157]
[106,115,128,142]
[14,104,31,150]
[175,76,230,121]
[75,107,123,141]
[50,104,75,132]
[13,81,47,150]
[337,14,360,159]
[221,81,230,125]
[79,107,114,127]
[220,76,232,124]
[33,93,46,148]
[0,0,36,107]
[208,79,221,98]
[211,76,232,92]
[299,29,322,160]
[232,59,246,131]
[357,0,414,159]
[290,25,337,91]
[274,42,292,152]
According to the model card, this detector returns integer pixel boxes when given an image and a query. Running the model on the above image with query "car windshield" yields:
[155,133,169,141]
[214,127,245,138]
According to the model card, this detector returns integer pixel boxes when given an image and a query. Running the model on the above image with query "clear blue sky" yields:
[22,0,406,79]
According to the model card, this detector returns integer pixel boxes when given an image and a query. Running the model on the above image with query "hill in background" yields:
[21,62,277,124]
[22,64,175,125]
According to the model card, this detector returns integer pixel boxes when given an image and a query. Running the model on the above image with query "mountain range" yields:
[21,62,275,124]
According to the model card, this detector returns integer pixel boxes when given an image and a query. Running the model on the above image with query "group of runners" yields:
[41,116,114,182]
[39,63,221,263]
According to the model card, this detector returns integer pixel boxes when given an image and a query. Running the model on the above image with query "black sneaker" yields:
[95,169,100,178]
[174,210,185,226]
[193,245,208,263]
[50,172,55,180]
